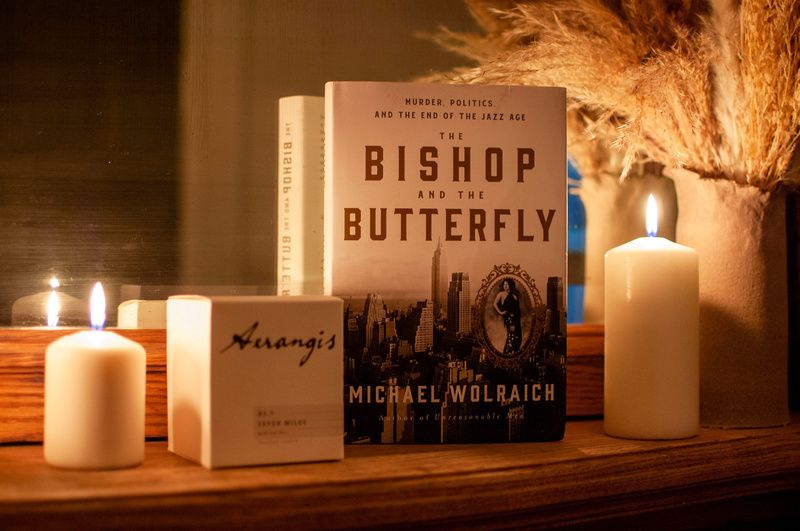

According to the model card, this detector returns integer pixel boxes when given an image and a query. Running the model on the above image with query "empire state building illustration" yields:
[431,239,448,320]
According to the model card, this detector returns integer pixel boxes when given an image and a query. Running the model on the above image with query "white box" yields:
[167,295,343,468]
[117,300,167,329]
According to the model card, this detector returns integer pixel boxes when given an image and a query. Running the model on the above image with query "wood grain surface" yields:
[1,416,797,529]
[0,325,603,444]
[0,329,166,444]
[564,323,604,417]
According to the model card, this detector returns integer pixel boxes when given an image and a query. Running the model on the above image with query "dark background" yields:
[0,0,477,325]
[0,1,180,324]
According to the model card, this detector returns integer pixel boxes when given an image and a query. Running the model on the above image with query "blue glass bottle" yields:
[567,161,585,323]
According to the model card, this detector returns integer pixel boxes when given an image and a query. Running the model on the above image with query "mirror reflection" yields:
[1,0,482,327]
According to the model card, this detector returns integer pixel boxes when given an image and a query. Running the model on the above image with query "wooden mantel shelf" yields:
[0,325,605,444]
[2,417,799,529]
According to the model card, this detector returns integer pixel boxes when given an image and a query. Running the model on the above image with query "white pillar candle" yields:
[604,195,699,439]
[12,276,85,327]
[44,282,146,469]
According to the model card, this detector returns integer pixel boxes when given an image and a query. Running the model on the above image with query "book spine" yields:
[323,84,335,296]
[277,96,325,295]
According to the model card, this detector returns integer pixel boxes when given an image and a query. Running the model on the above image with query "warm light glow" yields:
[90,282,106,330]
[47,290,60,327]
[49,276,60,289]
[646,194,658,237]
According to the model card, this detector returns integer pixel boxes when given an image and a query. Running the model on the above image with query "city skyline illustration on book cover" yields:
[324,82,566,443]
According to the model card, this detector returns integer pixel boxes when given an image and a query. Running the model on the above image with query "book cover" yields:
[277,95,325,296]
[325,81,566,443]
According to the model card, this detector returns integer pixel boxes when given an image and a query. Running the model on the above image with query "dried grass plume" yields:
[424,0,800,190]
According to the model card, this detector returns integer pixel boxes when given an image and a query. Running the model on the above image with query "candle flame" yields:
[646,194,658,237]
[90,282,106,330]
[49,276,60,289]
[47,290,60,327]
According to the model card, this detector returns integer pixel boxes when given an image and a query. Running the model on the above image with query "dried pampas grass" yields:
[739,1,800,184]
[424,0,800,190]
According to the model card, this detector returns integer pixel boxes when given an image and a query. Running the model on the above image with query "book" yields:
[277,95,325,295]
[325,81,567,443]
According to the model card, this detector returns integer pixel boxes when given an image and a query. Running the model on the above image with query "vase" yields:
[579,172,677,323]
[668,168,790,428]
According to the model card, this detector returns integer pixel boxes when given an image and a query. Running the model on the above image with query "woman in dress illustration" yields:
[493,278,522,355]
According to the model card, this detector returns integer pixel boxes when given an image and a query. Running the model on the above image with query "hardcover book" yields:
[277,95,325,296]
[324,81,566,443]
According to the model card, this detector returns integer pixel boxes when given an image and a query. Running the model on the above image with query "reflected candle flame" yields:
[646,194,658,237]
[90,282,106,330]
[49,276,60,289]
[47,290,60,327]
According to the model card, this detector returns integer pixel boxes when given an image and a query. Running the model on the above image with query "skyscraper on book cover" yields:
[431,239,447,319]
[363,293,386,353]
[414,300,433,353]
[447,272,471,336]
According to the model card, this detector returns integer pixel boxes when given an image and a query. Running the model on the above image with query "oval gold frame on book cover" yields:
[473,263,544,368]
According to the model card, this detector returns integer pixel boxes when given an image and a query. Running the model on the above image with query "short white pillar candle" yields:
[604,195,699,439]
[44,282,146,469]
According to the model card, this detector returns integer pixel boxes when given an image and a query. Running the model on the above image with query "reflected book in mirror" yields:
[324,81,567,443]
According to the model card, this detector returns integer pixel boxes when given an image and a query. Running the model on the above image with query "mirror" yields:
[1,0,480,326]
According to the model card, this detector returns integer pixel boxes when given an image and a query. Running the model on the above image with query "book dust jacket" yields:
[325,82,566,443]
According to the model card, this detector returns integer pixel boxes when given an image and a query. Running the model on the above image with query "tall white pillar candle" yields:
[44,282,146,469]
[604,195,699,439]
